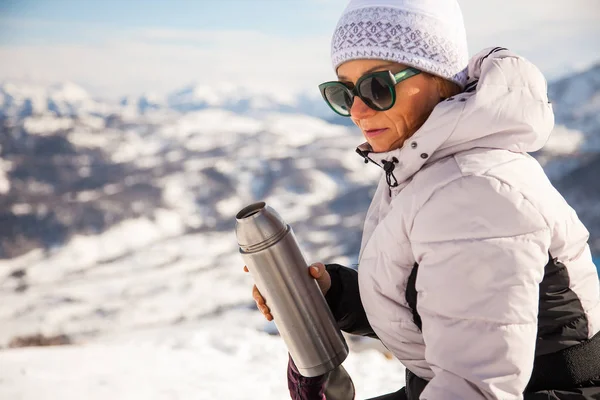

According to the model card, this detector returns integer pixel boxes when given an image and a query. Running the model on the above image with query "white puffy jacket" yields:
[355,48,600,399]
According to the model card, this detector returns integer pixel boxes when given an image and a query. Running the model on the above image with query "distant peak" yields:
[48,82,90,101]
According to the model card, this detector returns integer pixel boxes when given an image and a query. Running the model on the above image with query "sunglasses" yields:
[318,67,421,117]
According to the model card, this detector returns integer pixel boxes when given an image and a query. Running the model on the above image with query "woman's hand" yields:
[244,262,332,321]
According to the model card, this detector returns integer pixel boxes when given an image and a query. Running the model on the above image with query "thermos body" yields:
[235,202,348,377]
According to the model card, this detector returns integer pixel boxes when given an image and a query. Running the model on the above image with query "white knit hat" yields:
[331,0,470,88]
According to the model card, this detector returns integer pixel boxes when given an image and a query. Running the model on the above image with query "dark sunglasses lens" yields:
[359,76,393,110]
[324,85,352,116]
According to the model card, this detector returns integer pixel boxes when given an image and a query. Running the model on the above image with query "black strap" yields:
[526,330,600,392]
[405,263,422,331]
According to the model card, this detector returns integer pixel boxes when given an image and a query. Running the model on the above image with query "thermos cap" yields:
[235,202,288,251]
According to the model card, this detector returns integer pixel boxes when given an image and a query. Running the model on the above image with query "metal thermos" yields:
[235,201,348,377]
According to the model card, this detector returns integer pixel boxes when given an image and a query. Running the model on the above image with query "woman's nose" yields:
[350,96,377,119]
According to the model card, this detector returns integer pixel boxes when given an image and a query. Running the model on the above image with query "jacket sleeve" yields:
[325,263,377,338]
[410,175,551,399]
[287,354,328,400]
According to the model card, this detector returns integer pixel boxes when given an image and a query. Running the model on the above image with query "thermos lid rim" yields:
[236,201,266,221]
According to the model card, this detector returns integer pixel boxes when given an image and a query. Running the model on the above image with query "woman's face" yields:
[337,59,442,153]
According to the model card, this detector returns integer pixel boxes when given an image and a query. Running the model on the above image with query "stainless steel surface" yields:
[235,202,348,377]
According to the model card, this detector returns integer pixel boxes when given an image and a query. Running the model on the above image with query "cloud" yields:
[459,0,600,77]
[0,0,598,98]
[0,27,333,99]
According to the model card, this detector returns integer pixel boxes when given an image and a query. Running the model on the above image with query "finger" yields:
[252,285,264,303]
[259,304,271,314]
[252,285,265,304]
[243,266,249,272]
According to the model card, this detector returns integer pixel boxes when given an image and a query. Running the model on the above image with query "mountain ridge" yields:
[0,62,598,260]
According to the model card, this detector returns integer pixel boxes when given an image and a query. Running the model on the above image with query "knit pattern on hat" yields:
[331,5,469,88]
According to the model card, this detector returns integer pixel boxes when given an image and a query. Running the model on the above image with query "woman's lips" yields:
[365,128,388,138]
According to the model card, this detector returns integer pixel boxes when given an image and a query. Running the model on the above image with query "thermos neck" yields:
[235,202,289,252]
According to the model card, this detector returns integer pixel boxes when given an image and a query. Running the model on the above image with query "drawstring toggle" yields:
[381,157,399,195]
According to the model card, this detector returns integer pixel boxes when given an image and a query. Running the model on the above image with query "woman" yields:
[247,0,600,398]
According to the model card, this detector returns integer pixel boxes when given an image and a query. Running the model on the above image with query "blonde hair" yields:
[432,75,463,99]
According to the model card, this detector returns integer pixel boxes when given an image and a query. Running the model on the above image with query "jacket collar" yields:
[355,47,554,190]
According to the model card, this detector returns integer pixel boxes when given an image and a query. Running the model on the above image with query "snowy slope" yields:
[0,106,399,398]
[0,109,381,340]
[0,312,405,400]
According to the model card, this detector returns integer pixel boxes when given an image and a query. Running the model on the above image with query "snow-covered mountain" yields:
[0,105,377,259]
[0,63,599,399]
[0,80,349,124]
[0,82,117,118]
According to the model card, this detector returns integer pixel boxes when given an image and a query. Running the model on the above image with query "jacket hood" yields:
[356,47,555,185]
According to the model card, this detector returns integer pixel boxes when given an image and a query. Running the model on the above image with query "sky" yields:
[0,0,599,99]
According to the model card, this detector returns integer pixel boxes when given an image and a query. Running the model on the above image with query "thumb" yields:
[309,262,331,295]
[309,262,325,278]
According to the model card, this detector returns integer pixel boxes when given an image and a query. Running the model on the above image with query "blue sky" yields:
[0,0,342,44]
[1,0,599,98]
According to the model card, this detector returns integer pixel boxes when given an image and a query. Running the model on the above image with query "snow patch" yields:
[0,159,10,194]
[544,125,585,154]
[23,116,75,135]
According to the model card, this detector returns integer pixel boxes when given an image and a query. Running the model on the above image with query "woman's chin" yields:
[371,145,389,153]
[368,138,405,153]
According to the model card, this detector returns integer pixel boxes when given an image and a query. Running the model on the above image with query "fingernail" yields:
[311,266,319,274]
